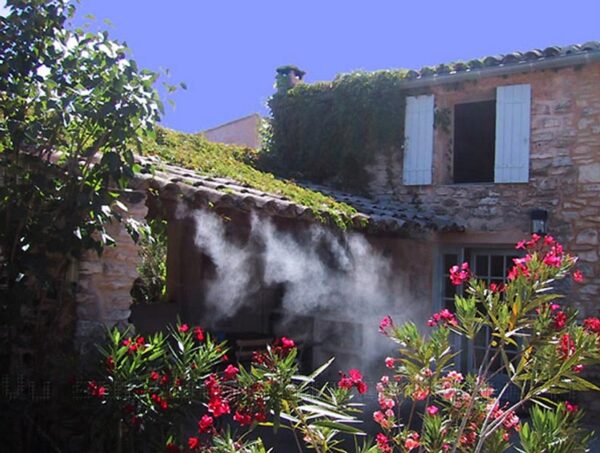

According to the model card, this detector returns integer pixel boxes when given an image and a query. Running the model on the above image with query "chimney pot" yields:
[275,65,306,92]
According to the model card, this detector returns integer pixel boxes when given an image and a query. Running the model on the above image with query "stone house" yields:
[357,42,600,370]
[266,42,600,374]
[75,42,600,388]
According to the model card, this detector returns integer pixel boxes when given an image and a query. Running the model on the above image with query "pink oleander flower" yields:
[516,234,542,250]
[502,411,520,431]
[384,357,395,368]
[338,369,368,394]
[572,364,584,373]
[543,252,562,267]
[428,309,458,327]
[559,333,575,359]
[378,396,395,410]
[188,437,200,450]
[480,387,494,398]
[573,270,584,283]
[198,414,214,433]
[356,381,368,394]
[584,317,600,334]
[87,380,106,398]
[554,310,567,330]
[404,432,420,450]
[565,401,579,413]
[426,405,439,416]
[193,326,204,341]
[489,282,505,293]
[376,433,392,453]
[208,396,230,417]
[412,387,429,401]
[373,410,392,429]
[449,262,470,285]
[379,315,394,335]
[280,337,295,349]
[508,255,532,280]
[441,388,456,400]
[446,371,464,382]
[373,410,385,423]
[233,411,253,426]
[223,364,239,380]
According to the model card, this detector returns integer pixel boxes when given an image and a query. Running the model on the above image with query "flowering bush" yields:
[88,235,600,452]
[88,325,368,452]
[374,235,599,452]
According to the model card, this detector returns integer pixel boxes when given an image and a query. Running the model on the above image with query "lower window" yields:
[441,248,519,371]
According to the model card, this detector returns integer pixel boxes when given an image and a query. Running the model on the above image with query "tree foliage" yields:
[0,0,162,369]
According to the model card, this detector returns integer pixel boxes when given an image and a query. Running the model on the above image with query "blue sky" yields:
[66,1,600,133]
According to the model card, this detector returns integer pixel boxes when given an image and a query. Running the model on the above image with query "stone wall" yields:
[366,62,600,317]
[74,189,148,354]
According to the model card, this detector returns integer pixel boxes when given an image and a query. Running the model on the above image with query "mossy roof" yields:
[139,127,358,228]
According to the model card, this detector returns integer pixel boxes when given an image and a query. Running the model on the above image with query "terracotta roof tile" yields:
[406,41,600,82]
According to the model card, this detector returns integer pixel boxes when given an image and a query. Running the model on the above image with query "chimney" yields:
[275,65,306,93]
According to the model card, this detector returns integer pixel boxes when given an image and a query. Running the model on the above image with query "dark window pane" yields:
[444,254,459,272]
[445,281,457,298]
[453,101,496,183]
[444,299,456,312]
[475,255,489,276]
[490,255,505,277]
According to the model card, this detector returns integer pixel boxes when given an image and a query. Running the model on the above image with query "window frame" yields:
[437,245,521,372]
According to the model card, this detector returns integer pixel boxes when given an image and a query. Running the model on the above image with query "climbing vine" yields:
[262,69,411,190]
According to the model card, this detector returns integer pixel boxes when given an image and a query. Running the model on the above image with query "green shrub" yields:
[131,219,168,304]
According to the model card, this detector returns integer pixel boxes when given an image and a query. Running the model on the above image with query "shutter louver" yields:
[403,95,434,185]
[494,84,531,183]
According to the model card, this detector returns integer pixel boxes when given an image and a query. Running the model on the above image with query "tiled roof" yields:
[300,182,465,234]
[387,41,600,83]
[135,156,465,235]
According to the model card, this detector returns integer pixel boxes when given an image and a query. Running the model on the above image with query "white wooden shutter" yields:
[403,95,434,185]
[494,84,531,183]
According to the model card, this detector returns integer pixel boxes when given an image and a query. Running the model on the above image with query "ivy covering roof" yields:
[139,127,358,228]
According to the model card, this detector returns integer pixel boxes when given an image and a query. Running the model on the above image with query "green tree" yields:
[0,0,162,371]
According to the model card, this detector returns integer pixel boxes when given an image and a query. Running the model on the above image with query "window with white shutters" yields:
[402,84,531,186]
[403,95,434,185]
[449,84,531,184]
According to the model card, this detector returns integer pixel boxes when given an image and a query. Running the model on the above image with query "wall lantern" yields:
[530,209,548,236]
